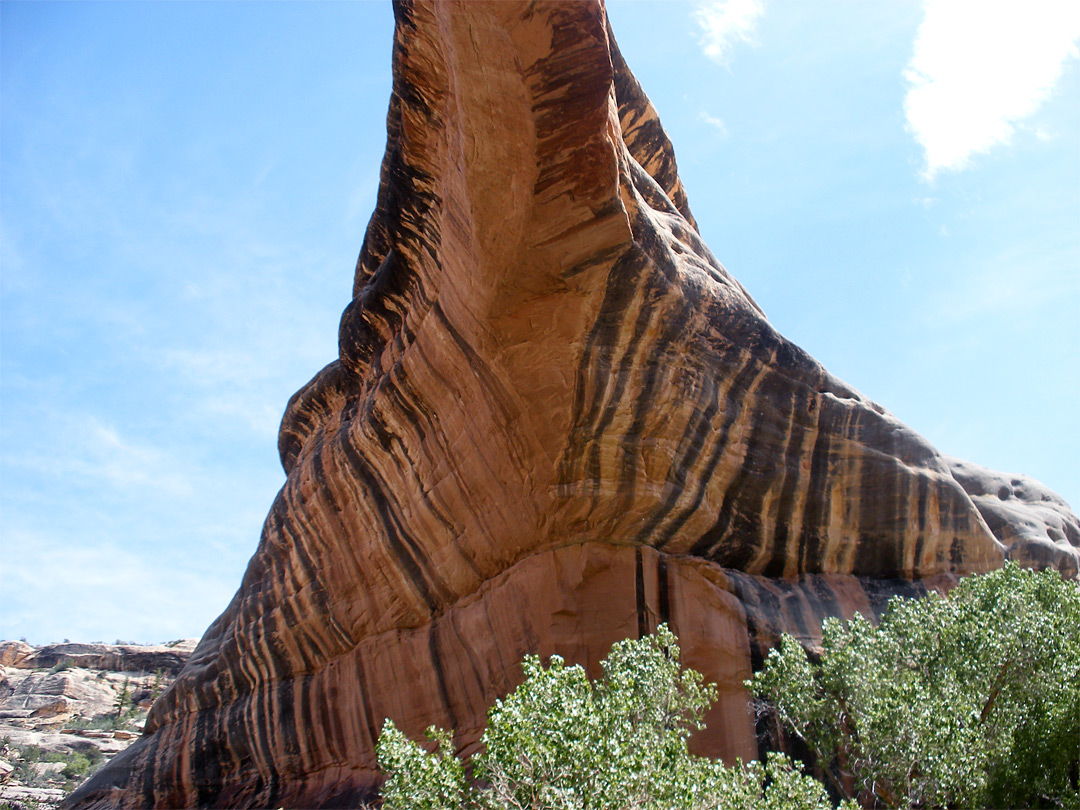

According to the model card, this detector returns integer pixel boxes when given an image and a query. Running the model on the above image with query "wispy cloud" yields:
[904,0,1080,181]
[1,529,237,644]
[694,0,764,65]
[698,110,729,137]
[7,415,193,498]
[1033,125,1057,142]
[162,348,264,388]
[0,405,274,644]
[923,239,1077,325]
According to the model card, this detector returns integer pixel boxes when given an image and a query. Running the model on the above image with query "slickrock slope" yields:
[68,2,1080,807]
[1,642,196,731]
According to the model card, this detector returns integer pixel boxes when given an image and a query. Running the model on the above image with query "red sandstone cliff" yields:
[67,2,1080,807]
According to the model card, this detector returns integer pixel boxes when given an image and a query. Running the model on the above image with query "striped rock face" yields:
[69,1,1079,807]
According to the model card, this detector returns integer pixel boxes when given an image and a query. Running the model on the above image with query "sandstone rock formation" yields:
[67,1,1080,807]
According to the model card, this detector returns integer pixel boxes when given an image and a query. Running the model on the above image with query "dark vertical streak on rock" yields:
[914,475,930,570]
[669,354,764,552]
[355,657,381,755]
[192,712,225,808]
[295,676,314,770]
[727,573,769,670]
[277,680,299,770]
[657,554,670,625]
[559,252,641,479]
[618,294,696,506]
[447,612,487,704]
[597,268,666,493]
[140,739,157,808]
[250,657,277,808]
[695,386,779,569]
[798,423,832,573]
[338,433,443,613]
[635,547,647,638]
[428,624,459,731]
[631,371,718,545]
[560,250,648,489]
[764,389,808,577]
[809,577,843,625]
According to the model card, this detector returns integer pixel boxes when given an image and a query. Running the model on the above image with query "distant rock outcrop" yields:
[2,643,192,679]
[0,640,195,809]
[67,2,1080,807]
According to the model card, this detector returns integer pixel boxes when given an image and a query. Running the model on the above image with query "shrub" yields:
[59,751,92,781]
[11,744,42,785]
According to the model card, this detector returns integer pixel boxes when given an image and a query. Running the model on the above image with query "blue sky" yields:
[2,1,1077,645]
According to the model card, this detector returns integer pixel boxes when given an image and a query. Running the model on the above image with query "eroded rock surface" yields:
[0,640,195,808]
[68,1,1080,807]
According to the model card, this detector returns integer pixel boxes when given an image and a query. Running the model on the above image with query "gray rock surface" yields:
[0,640,195,808]
[947,456,1080,578]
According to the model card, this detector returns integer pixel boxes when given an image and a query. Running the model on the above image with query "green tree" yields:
[751,562,1080,808]
[114,676,131,719]
[377,625,850,810]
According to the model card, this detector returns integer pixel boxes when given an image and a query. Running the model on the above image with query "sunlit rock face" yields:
[67,1,1079,807]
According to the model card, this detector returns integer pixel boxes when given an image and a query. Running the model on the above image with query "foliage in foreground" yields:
[378,625,849,810]
[752,562,1080,808]
[378,565,1079,809]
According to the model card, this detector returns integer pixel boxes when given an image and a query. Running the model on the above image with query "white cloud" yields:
[904,0,1080,181]
[694,0,764,65]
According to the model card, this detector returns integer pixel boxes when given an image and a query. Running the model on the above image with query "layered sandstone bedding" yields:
[68,2,1079,808]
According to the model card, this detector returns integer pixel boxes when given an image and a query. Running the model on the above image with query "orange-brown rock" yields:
[68,1,1080,807]
[0,642,34,669]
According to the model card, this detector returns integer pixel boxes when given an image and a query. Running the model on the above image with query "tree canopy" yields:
[377,563,1079,809]
[752,562,1080,808]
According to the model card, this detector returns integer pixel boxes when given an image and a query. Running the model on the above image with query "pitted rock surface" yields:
[68,2,1079,807]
